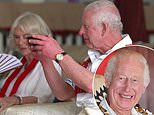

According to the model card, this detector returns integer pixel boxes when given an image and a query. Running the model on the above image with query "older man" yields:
[29,0,132,108]
[94,48,152,115]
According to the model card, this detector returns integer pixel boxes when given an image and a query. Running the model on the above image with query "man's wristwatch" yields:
[55,52,67,63]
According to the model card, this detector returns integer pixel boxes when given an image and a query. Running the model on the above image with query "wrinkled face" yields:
[13,26,32,56]
[79,10,103,51]
[107,58,145,111]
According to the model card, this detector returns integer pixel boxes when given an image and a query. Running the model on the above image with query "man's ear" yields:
[101,22,108,37]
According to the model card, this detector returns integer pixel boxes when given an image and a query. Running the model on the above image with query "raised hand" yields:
[29,34,64,60]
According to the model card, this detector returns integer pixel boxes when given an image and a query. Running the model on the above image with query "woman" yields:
[0,12,62,111]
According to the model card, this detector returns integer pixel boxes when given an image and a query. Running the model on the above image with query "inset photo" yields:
[93,45,154,115]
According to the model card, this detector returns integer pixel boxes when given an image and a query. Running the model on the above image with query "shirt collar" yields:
[100,98,116,115]
[88,49,101,63]
[106,34,132,54]
[100,98,138,115]
[88,34,132,63]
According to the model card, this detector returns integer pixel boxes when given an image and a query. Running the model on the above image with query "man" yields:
[29,0,132,108]
[93,48,152,114]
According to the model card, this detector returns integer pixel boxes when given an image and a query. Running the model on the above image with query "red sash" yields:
[0,57,38,97]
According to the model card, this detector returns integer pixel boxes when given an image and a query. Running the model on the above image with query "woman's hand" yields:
[0,96,19,112]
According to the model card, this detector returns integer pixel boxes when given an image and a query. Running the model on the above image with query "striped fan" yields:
[0,54,22,73]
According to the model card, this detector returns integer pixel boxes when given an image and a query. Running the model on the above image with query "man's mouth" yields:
[120,94,133,99]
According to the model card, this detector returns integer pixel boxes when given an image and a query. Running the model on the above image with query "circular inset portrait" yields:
[93,45,154,114]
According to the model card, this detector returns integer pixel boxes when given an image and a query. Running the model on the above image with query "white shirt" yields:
[76,34,132,108]
[1,60,62,103]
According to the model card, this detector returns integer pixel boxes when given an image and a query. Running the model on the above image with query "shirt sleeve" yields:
[76,93,98,108]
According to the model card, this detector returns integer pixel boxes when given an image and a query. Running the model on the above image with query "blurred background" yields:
[0,0,153,62]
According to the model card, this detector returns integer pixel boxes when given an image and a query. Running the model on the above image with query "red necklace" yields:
[0,57,38,97]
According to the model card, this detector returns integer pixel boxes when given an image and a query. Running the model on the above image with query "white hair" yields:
[104,49,150,87]
[5,12,52,53]
[84,0,123,33]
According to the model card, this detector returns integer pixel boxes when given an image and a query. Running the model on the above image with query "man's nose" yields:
[79,26,84,36]
[124,79,132,92]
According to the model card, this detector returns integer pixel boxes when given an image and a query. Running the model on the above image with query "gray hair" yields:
[6,12,52,53]
[104,49,150,87]
[84,0,123,33]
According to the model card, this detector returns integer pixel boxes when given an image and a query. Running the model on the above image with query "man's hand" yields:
[29,34,64,60]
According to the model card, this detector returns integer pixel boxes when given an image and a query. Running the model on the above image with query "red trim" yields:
[0,57,38,97]
[96,51,116,75]
[9,58,38,96]
[0,57,26,97]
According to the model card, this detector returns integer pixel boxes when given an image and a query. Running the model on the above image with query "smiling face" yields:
[13,26,32,56]
[106,54,146,113]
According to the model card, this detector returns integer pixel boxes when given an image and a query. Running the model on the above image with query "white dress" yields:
[0,60,62,103]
